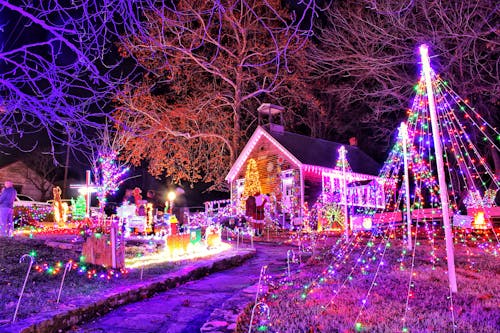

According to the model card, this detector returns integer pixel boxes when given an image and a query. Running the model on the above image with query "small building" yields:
[0,160,54,201]
[225,104,386,227]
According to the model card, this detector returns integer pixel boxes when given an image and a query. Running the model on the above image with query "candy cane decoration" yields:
[249,265,268,333]
[56,262,72,303]
[248,301,270,333]
[287,249,294,278]
[12,254,35,323]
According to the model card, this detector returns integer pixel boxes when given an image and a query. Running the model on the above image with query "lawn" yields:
[0,236,180,325]
[238,228,500,333]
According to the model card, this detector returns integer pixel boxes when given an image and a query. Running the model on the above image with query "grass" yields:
[0,236,182,325]
[237,229,500,333]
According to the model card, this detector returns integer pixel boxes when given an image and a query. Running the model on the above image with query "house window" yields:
[281,170,295,212]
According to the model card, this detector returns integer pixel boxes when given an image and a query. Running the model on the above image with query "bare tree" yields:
[114,0,321,188]
[22,152,60,201]
[308,0,499,158]
[0,1,138,155]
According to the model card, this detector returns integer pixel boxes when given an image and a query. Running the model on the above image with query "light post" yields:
[167,191,176,215]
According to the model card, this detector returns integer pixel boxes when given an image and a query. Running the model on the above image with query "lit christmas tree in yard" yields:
[71,196,87,221]
[380,45,500,234]
[243,158,261,198]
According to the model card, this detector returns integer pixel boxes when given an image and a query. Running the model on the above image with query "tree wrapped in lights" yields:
[243,159,261,198]
[89,127,130,214]
[92,150,129,210]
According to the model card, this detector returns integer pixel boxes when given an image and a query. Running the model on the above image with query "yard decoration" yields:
[419,44,457,292]
[91,146,129,218]
[399,123,413,250]
[70,170,97,220]
[377,44,499,294]
[81,220,125,269]
[12,254,35,323]
[249,265,268,333]
[71,196,87,220]
[52,186,68,226]
[56,262,72,303]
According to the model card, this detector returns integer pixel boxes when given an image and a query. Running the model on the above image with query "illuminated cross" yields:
[70,170,98,218]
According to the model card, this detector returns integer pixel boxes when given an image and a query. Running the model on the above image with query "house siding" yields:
[0,161,53,200]
[231,135,301,214]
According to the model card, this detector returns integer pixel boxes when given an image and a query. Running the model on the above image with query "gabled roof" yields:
[226,126,381,182]
[267,129,381,175]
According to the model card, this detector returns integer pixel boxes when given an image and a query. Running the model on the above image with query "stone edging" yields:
[3,249,256,333]
[200,283,262,333]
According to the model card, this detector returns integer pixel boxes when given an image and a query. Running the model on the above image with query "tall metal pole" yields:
[420,44,457,293]
[339,146,349,239]
[62,142,70,198]
[400,122,413,250]
[85,170,91,218]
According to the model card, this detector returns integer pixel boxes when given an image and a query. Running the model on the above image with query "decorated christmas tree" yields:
[71,196,87,220]
[243,158,261,197]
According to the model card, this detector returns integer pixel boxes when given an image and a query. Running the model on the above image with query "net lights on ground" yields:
[125,242,233,268]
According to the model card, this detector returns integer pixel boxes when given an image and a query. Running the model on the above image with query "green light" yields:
[402,327,409,332]
[301,293,307,299]
[355,322,362,332]
[29,250,37,257]
[257,325,268,331]
[79,255,86,262]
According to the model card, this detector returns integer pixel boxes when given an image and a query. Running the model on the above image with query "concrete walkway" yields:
[70,243,292,333]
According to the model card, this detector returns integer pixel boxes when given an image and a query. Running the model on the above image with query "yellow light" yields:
[125,242,232,268]
[473,211,488,230]
[362,218,372,230]
[167,191,176,201]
